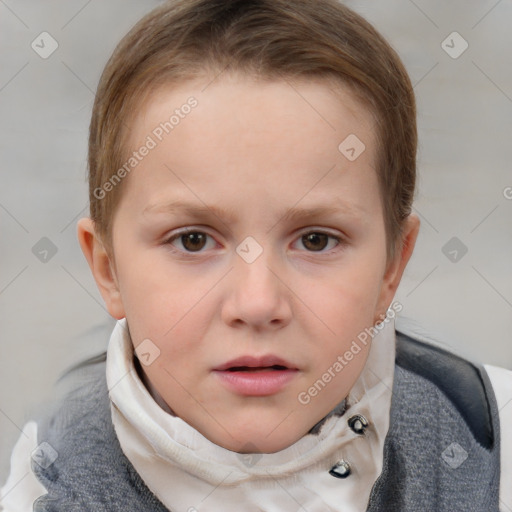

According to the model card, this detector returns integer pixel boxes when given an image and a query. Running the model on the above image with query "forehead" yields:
[118,72,381,223]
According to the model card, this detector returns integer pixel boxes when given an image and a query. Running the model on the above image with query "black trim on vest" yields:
[395,330,494,449]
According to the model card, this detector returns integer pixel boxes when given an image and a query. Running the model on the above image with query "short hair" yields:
[88,0,416,261]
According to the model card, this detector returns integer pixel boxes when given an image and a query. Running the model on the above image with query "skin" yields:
[78,72,419,454]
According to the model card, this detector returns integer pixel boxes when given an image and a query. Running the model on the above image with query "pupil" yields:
[183,233,206,251]
[303,233,328,251]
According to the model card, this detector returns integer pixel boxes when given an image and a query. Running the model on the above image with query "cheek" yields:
[125,280,215,373]
[310,261,384,325]
[115,249,193,333]
[300,257,386,370]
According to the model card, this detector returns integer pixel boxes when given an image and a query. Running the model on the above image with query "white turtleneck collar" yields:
[106,318,396,511]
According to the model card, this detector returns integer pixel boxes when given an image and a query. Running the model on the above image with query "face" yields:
[79,72,417,454]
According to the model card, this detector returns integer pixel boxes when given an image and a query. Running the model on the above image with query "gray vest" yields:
[32,331,501,511]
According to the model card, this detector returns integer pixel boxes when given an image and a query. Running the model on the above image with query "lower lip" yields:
[213,369,298,396]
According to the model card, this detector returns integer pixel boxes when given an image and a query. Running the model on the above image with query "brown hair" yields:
[88,0,416,261]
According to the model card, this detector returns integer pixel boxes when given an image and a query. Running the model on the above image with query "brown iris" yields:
[181,232,207,252]
[302,233,329,251]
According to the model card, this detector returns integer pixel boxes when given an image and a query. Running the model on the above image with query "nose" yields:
[220,243,293,331]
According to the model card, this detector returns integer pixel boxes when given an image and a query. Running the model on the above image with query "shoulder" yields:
[369,329,505,510]
[0,353,110,511]
[38,350,111,450]
[51,351,108,413]
[484,363,512,512]
[0,421,47,511]
[394,329,496,449]
[394,330,512,512]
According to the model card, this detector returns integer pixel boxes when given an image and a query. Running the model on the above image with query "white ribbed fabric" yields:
[106,318,396,512]
[484,364,512,512]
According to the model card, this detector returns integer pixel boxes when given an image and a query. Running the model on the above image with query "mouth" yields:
[213,356,299,396]
[226,364,289,372]
[213,355,297,372]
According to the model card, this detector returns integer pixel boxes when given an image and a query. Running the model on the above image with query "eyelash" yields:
[163,228,344,256]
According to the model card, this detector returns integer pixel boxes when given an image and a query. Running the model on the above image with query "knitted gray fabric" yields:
[32,331,501,511]
[32,356,169,512]
[366,365,500,510]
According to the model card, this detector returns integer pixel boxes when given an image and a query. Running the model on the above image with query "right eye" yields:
[164,229,218,254]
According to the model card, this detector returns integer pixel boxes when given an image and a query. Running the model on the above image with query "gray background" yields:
[1,0,511,488]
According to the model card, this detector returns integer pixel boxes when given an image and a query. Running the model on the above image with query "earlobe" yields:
[76,217,126,320]
[374,213,420,322]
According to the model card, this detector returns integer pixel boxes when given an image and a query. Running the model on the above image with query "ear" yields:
[374,213,420,323]
[76,217,126,320]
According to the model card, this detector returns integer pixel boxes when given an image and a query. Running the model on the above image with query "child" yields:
[2,0,511,510]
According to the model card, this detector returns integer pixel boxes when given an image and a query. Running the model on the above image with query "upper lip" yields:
[213,355,298,371]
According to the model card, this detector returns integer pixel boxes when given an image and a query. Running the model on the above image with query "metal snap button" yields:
[348,414,368,434]
[329,460,351,479]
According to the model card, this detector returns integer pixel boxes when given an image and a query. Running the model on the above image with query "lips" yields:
[213,355,299,396]
[213,355,297,372]
[226,365,287,372]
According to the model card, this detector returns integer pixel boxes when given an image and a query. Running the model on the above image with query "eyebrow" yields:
[142,199,363,225]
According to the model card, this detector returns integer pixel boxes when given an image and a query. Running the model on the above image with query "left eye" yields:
[293,232,341,252]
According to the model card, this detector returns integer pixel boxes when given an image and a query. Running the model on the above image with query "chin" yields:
[208,420,308,454]
[227,436,297,455]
